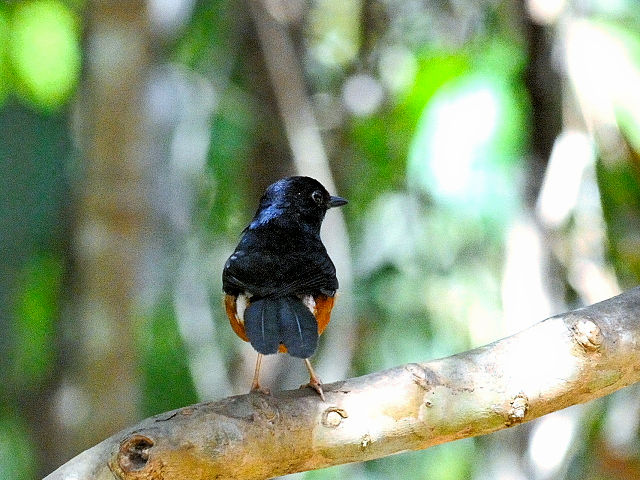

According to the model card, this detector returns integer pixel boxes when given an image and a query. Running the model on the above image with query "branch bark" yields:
[45,287,640,480]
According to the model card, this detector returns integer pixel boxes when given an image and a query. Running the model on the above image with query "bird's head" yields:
[250,176,347,232]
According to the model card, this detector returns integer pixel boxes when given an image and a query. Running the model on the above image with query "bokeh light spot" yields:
[407,73,525,221]
[409,77,498,199]
[528,412,576,477]
[378,45,418,94]
[342,73,383,117]
[307,0,361,67]
[428,84,498,197]
[10,0,81,110]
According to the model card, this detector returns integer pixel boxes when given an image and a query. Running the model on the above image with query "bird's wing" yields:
[223,247,338,298]
[265,253,338,297]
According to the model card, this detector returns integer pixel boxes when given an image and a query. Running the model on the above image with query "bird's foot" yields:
[250,384,271,395]
[302,358,326,401]
[301,377,325,401]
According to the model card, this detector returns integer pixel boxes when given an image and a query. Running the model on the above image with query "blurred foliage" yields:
[307,0,362,68]
[0,2,78,476]
[366,439,475,480]
[206,87,257,234]
[0,415,36,480]
[10,254,62,389]
[138,296,199,418]
[175,0,258,236]
[1,0,640,479]
[0,9,9,104]
[597,159,640,286]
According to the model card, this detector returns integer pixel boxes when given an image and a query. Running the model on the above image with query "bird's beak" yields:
[327,195,348,208]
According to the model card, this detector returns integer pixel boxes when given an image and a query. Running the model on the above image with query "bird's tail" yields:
[243,296,318,358]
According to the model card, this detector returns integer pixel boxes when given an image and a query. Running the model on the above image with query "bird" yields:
[222,176,347,400]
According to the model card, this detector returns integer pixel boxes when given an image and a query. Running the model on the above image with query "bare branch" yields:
[45,287,640,480]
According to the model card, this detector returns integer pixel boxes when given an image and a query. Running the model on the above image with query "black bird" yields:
[222,176,347,399]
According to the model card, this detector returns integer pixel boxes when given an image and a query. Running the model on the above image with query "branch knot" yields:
[117,435,154,474]
[506,392,529,426]
[571,317,603,352]
[322,407,348,428]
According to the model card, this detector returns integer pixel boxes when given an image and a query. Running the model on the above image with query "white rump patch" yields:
[236,293,250,324]
[300,294,316,313]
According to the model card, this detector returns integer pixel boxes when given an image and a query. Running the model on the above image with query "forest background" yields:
[2,0,640,479]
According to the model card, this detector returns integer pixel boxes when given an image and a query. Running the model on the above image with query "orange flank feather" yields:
[314,294,335,335]
[224,294,249,342]
[224,293,336,353]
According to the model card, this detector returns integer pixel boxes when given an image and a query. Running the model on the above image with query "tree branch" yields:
[45,287,640,480]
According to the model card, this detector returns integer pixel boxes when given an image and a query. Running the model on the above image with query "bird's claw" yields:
[250,384,271,395]
[301,379,326,401]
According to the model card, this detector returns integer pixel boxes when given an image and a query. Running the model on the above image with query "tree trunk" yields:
[59,0,151,461]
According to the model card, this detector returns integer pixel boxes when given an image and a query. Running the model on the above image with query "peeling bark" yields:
[45,287,640,480]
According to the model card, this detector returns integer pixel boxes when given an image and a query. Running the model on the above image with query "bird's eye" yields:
[311,190,323,205]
